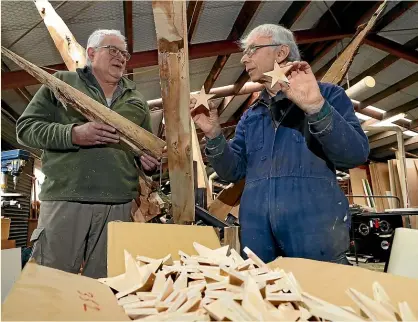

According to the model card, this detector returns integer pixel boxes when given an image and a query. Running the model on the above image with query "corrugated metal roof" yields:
[1,0,417,160]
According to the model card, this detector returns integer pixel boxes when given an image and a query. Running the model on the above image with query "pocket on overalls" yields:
[244,115,264,153]
[30,227,45,265]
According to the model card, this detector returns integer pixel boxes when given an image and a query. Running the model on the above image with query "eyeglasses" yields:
[243,44,281,57]
[96,45,131,61]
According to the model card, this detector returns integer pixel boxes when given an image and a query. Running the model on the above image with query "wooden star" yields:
[191,85,216,110]
[263,61,291,88]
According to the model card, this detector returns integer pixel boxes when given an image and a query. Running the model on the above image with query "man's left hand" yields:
[279,61,325,115]
[140,153,160,172]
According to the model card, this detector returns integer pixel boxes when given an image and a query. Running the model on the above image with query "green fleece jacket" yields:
[16,67,152,203]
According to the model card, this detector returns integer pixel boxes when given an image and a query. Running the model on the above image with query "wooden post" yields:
[33,0,86,70]
[223,226,240,254]
[152,0,195,223]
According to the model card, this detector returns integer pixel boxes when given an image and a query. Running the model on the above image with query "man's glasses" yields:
[96,45,131,61]
[243,44,281,57]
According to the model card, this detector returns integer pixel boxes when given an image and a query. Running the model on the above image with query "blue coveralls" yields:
[206,83,369,263]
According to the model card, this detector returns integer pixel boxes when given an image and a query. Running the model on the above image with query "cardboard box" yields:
[1,217,11,240]
[107,222,221,277]
[2,222,418,320]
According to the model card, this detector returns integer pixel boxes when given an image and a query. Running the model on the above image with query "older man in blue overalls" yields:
[190,24,369,264]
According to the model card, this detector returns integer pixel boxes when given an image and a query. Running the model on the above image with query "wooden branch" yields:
[1,46,165,159]
[321,1,387,85]
[33,0,86,71]
[152,0,195,223]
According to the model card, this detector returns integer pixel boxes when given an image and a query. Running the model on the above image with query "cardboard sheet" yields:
[270,257,418,316]
[1,262,129,321]
[107,222,221,277]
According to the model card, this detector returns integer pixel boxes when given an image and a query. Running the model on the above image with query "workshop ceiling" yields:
[1,0,418,160]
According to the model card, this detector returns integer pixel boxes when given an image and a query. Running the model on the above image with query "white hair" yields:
[239,24,301,61]
[85,29,127,66]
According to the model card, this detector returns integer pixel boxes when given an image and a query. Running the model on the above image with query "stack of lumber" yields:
[349,168,370,207]
[388,158,418,228]
[387,160,404,209]
[98,243,415,321]
[369,163,391,211]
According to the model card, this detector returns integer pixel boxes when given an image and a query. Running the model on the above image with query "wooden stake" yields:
[152,0,195,223]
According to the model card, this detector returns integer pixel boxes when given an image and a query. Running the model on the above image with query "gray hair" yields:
[85,29,127,66]
[239,24,301,61]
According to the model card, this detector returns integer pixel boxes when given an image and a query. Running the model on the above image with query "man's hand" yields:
[190,97,222,139]
[276,61,325,115]
[140,153,160,172]
[71,122,120,146]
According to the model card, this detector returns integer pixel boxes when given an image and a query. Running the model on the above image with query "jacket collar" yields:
[253,88,286,109]
[76,66,136,91]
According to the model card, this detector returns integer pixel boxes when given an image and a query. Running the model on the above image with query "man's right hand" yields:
[190,98,222,139]
[71,122,120,146]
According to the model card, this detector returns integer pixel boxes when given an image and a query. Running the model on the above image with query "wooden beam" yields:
[364,35,418,64]
[1,99,21,121]
[321,1,387,85]
[368,130,398,143]
[345,36,418,90]
[203,1,262,92]
[186,0,204,42]
[1,30,353,89]
[410,118,418,129]
[1,60,33,104]
[381,98,418,121]
[358,71,418,109]
[33,0,86,71]
[372,135,418,154]
[1,46,166,159]
[152,0,194,223]
[123,0,134,80]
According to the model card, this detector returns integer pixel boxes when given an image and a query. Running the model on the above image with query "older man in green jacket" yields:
[16,29,158,278]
